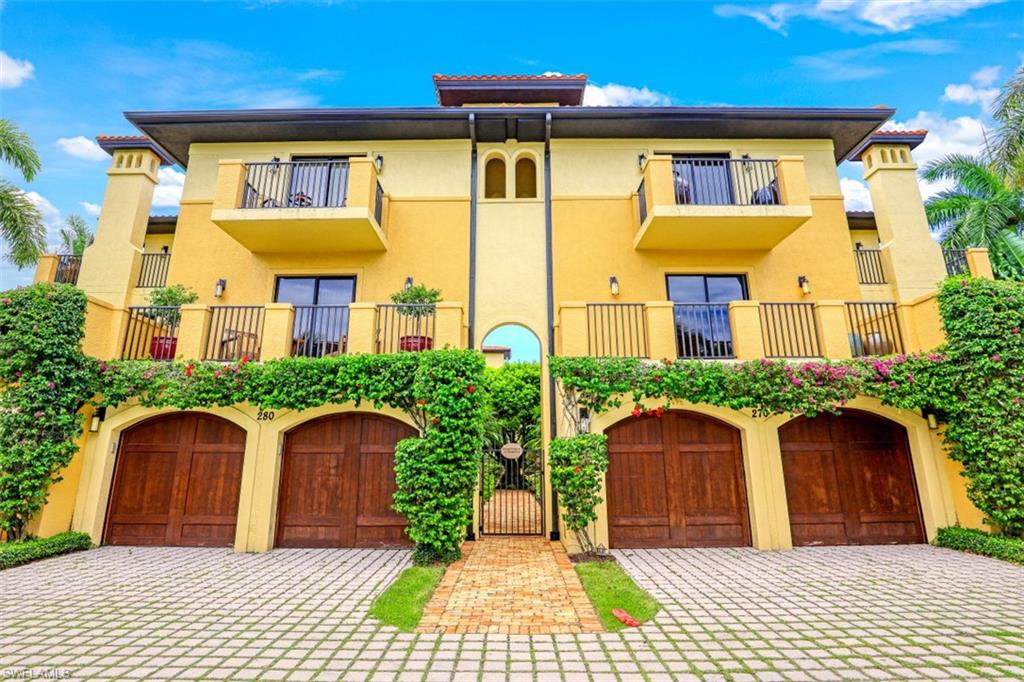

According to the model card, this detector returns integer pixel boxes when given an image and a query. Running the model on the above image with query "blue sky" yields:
[2,0,1021,291]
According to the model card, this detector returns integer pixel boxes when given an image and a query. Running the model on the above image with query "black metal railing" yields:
[845,302,904,357]
[54,255,82,284]
[586,303,649,358]
[853,248,887,284]
[204,305,265,361]
[760,302,821,358]
[943,249,969,276]
[637,178,648,224]
[376,304,437,353]
[672,157,780,206]
[479,447,543,536]
[241,160,349,209]
[674,303,734,359]
[137,253,171,288]
[121,306,180,360]
[291,304,350,358]
[374,180,385,226]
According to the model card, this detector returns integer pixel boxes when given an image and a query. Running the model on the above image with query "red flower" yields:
[655,406,665,417]
[653,375,663,382]
[185,364,194,377]
[574,466,582,474]
[631,406,643,418]
[213,370,222,379]
[467,384,476,393]
[431,417,440,425]
[417,399,426,406]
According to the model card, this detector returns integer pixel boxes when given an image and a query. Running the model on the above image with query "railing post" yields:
[965,248,994,279]
[775,156,810,206]
[33,254,60,284]
[645,301,677,361]
[213,159,247,211]
[729,301,765,360]
[556,303,588,356]
[345,157,378,211]
[813,301,853,359]
[262,303,295,360]
[175,304,211,360]
[645,156,674,206]
[434,302,464,349]
[346,303,377,354]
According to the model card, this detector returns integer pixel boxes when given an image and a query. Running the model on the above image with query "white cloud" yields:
[941,65,1003,111]
[0,50,35,89]
[840,177,872,211]
[584,82,672,107]
[794,39,955,81]
[24,191,64,247]
[56,136,109,162]
[153,168,185,207]
[715,0,998,34]
[81,202,101,217]
[970,65,1002,87]
[887,111,990,166]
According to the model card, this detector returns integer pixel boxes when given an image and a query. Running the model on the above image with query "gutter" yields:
[544,112,560,542]
[468,113,478,350]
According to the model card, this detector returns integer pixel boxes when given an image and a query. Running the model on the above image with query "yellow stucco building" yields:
[33,73,991,554]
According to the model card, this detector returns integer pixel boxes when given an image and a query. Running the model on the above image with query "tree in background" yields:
[0,119,45,268]
[58,215,93,256]
[481,362,541,449]
[992,65,1024,188]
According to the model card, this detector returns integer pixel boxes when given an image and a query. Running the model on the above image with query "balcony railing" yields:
[760,302,821,358]
[376,304,437,353]
[121,306,180,360]
[241,160,349,209]
[138,253,171,288]
[672,157,780,206]
[292,304,350,358]
[636,178,648,225]
[374,180,385,226]
[943,249,969,276]
[845,302,904,357]
[853,248,887,285]
[54,255,82,285]
[586,303,649,358]
[674,303,734,359]
[204,305,266,361]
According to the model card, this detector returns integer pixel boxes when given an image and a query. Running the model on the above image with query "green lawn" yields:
[574,560,660,631]
[369,565,445,631]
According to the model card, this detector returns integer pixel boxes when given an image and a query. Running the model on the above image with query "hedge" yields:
[0,531,93,570]
[934,526,1024,566]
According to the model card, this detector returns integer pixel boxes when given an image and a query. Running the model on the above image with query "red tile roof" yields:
[433,74,586,82]
[95,135,152,142]
[875,129,928,136]
[95,135,175,165]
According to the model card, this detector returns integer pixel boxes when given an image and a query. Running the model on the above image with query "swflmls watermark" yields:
[2,669,72,680]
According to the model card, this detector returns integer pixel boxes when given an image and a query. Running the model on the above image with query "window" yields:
[288,156,349,208]
[275,276,356,358]
[666,274,748,360]
[484,157,506,198]
[274,276,356,306]
[671,154,733,205]
[666,274,747,303]
[514,157,537,198]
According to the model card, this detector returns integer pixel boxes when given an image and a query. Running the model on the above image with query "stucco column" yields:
[813,301,852,359]
[859,143,947,300]
[434,302,464,349]
[557,302,588,356]
[347,303,377,354]
[729,300,765,360]
[176,304,211,360]
[213,159,247,211]
[775,156,810,206]
[645,301,676,361]
[262,303,295,360]
[33,254,59,284]
[966,248,994,279]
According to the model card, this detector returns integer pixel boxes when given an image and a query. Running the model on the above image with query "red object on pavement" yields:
[611,608,640,627]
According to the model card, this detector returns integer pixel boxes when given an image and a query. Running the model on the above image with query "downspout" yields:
[544,112,560,542]
[468,113,478,349]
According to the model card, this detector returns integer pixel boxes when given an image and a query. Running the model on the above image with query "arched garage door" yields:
[606,411,751,548]
[779,411,925,546]
[105,413,246,546]
[276,413,416,548]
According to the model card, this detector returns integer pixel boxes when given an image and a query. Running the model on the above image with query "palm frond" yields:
[920,154,1003,197]
[58,214,94,256]
[0,181,46,268]
[0,119,42,182]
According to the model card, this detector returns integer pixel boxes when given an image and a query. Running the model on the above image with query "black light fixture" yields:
[637,153,647,170]
[268,156,281,174]
[214,278,227,298]
[374,154,384,173]
[579,408,591,434]
[609,276,620,296]
[89,406,107,433]
[404,276,414,291]
[798,275,811,296]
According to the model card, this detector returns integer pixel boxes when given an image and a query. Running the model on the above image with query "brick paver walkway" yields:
[418,537,602,635]
[1,544,1023,680]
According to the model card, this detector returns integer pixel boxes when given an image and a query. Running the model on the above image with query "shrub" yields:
[549,434,608,553]
[0,531,93,570]
[935,526,1024,565]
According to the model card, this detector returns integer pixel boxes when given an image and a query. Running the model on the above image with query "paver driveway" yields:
[2,543,1023,681]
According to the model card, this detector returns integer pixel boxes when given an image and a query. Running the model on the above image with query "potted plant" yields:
[390,283,441,351]
[146,284,198,360]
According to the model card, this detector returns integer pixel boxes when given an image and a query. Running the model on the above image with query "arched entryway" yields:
[275,412,416,548]
[605,410,751,548]
[104,412,246,547]
[779,410,925,546]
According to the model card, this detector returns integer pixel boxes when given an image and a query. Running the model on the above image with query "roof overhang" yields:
[433,74,587,106]
[846,210,877,230]
[848,130,926,161]
[96,135,176,165]
[124,105,895,167]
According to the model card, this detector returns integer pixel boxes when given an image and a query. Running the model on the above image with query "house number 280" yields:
[257,410,275,421]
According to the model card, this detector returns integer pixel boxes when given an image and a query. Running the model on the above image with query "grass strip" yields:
[369,564,445,631]
[574,560,660,632]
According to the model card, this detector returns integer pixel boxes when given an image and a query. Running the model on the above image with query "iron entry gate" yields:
[479,446,544,535]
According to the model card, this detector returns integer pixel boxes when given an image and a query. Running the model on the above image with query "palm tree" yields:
[59,214,93,256]
[992,66,1024,188]
[0,118,45,268]
[922,154,1024,279]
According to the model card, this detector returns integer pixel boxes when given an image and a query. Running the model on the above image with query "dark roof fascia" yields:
[125,105,895,167]
[433,78,587,106]
[846,210,877,230]
[847,132,926,161]
[96,137,176,166]
[146,214,177,234]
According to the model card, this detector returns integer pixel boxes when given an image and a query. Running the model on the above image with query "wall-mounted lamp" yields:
[579,408,591,434]
[374,154,384,173]
[637,153,647,170]
[268,156,281,174]
[214,278,228,298]
[404,276,414,291]
[609,276,620,297]
[797,275,812,296]
[923,408,940,430]
[89,406,107,433]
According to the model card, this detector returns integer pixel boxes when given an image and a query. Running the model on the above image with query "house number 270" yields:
[257,410,275,421]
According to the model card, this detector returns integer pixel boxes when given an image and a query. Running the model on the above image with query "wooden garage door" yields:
[276,413,416,548]
[779,411,924,546]
[105,413,245,547]
[606,411,751,548]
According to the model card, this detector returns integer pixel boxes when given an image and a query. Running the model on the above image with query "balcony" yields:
[943,249,969,276]
[559,299,909,361]
[210,157,388,253]
[633,156,813,250]
[137,252,171,288]
[853,248,887,285]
